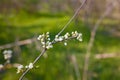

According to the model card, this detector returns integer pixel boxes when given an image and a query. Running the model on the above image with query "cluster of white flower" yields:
[16,31,82,78]
[54,33,70,42]
[17,63,33,74]
[37,32,53,49]
[71,31,82,41]
[37,31,82,48]
[3,50,12,60]
[55,31,82,42]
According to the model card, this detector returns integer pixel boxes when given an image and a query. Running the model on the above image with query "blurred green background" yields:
[0,0,120,80]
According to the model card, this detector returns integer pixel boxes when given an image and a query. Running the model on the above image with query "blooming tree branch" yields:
[18,0,87,79]
[18,31,82,80]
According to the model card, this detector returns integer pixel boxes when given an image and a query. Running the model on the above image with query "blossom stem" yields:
[56,0,87,36]
[19,68,30,80]
[19,49,46,80]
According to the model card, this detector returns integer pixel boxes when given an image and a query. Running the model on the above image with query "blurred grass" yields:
[0,12,120,80]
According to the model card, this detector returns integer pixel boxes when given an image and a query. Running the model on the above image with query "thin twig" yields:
[82,1,114,80]
[19,68,30,80]
[57,0,87,36]
[70,55,81,80]
[95,53,120,59]
[19,49,46,80]
[0,38,35,50]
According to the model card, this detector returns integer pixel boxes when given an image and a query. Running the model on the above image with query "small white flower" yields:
[64,33,70,39]
[46,41,53,49]
[72,31,74,34]
[48,38,50,41]
[55,35,58,38]
[55,38,59,41]
[77,33,82,41]
[55,36,63,42]
[46,32,49,35]
[71,32,76,37]
[41,42,45,45]
[28,63,33,69]
[3,50,12,60]
[18,65,24,69]
[25,66,28,68]
[64,36,68,39]
[37,35,41,40]
[79,33,82,36]
[58,37,63,41]
[46,45,53,49]
[79,38,82,41]
[17,65,24,73]
[40,38,44,42]
[0,64,3,69]
[75,31,78,34]
[42,45,45,48]
[64,42,67,46]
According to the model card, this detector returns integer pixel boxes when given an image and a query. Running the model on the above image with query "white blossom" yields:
[25,66,28,68]
[64,42,67,46]
[37,33,45,41]
[0,64,3,70]
[72,31,78,37]
[55,36,63,42]
[55,35,58,38]
[17,65,24,73]
[54,37,59,41]
[37,35,42,40]
[46,41,53,49]
[37,31,82,49]
[64,33,70,39]
[16,63,34,73]
[28,63,33,69]
[78,38,82,41]
[58,36,63,41]
[3,50,12,60]
[48,38,50,41]
[46,32,49,35]
[46,45,53,49]
[41,42,45,45]
[76,33,82,41]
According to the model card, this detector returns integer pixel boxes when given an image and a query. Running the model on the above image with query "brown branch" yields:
[19,49,46,80]
[70,55,81,80]
[56,0,87,36]
[0,38,36,50]
[82,1,115,80]
[95,53,120,59]
[0,63,21,72]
